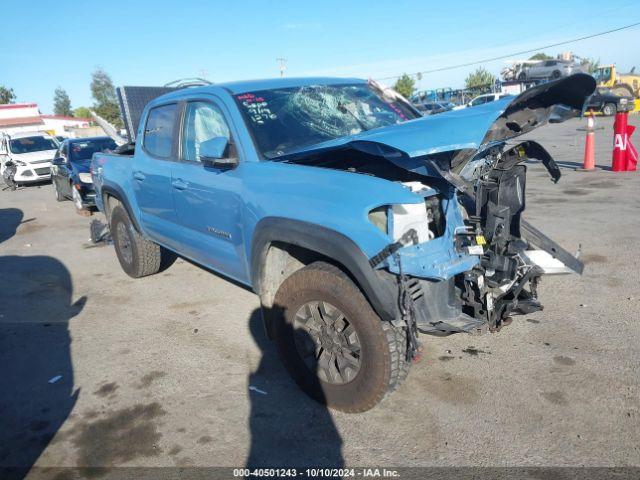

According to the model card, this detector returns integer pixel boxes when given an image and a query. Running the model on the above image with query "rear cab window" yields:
[143,104,178,158]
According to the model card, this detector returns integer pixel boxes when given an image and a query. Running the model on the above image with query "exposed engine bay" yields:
[284,138,581,338]
[275,74,596,352]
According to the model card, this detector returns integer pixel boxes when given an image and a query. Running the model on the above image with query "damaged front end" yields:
[277,74,596,353]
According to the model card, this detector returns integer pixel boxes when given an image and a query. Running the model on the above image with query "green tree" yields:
[53,87,73,116]
[73,106,92,119]
[580,57,600,74]
[529,53,554,61]
[90,67,122,126]
[465,67,497,90]
[0,85,16,104]
[393,74,416,99]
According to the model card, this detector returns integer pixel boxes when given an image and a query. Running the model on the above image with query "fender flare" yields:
[100,182,142,232]
[250,217,399,322]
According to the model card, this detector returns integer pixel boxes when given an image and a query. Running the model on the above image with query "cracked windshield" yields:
[236,83,418,158]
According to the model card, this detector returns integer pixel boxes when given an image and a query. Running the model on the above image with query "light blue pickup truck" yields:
[92,74,595,412]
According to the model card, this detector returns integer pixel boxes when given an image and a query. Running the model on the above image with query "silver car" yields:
[516,60,583,81]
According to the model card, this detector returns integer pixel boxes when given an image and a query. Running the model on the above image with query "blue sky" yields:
[1,0,639,113]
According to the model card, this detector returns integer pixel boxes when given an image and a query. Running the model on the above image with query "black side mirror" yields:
[52,157,66,166]
[207,156,239,169]
[199,137,238,170]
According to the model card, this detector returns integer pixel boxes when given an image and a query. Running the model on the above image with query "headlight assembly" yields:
[369,202,435,244]
[78,172,93,184]
[391,203,433,243]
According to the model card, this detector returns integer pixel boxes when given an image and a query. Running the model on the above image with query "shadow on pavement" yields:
[246,309,344,472]
[0,208,84,479]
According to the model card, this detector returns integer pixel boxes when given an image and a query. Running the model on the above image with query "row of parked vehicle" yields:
[0,131,116,211]
[411,86,632,117]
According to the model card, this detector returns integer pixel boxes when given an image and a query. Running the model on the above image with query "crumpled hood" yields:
[278,74,596,170]
[348,100,512,157]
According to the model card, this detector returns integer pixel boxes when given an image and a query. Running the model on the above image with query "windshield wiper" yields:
[337,102,369,132]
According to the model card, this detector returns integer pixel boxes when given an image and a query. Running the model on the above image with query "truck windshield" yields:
[235,83,417,158]
[9,136,58,154]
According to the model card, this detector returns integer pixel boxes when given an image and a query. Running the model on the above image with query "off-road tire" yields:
[603,103,617,116]
[272,261,409,413]
[110,205,163,278]
[53,179,66,202]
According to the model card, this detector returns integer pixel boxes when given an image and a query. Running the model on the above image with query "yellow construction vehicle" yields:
[593,64,640,112]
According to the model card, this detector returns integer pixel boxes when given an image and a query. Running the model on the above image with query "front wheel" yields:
[272,262,409,413]
[602,103,617,116]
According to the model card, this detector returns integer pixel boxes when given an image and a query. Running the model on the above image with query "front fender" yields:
[250,217,399,322]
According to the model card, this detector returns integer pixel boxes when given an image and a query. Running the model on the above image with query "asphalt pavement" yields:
[0,114,638,475]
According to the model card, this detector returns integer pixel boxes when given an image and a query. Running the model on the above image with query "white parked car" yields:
[0,131,59,184]
[452,92,510,110]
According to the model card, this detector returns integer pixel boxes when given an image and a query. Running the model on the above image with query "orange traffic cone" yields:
[577,110,599,171]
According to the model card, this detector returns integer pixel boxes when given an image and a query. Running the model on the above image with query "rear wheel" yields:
[552,70,561,79]
[110,205,171,278]
[272,261,409,413]
[602,103,617,116]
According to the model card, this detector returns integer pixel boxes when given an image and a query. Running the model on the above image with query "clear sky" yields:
[1,0,639,113]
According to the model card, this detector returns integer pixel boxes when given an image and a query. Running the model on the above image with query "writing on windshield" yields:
[235,83,416,158]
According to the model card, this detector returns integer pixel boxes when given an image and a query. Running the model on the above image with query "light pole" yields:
[276,57,287,77]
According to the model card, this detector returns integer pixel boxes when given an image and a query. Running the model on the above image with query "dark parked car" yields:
[584,87,634,116]
[51,137,117,211]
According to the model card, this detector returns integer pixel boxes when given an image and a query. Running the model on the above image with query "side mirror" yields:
[199,137,238,169]
[52,157,66,166]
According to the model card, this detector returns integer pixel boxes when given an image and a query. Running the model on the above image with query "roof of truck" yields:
[161,77,366,100]
[220,77,365,93]
[119,77,368,141]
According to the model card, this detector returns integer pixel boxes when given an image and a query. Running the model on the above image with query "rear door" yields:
[170,98,248,283]
[133,103,181,247]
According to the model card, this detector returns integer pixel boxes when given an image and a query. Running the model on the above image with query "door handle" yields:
[133,171,146,181]
[172,178,189,190]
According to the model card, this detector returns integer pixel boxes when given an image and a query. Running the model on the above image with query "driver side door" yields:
[170,99,248,283]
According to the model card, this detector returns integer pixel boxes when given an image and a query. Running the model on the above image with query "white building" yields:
[0,103,91,137]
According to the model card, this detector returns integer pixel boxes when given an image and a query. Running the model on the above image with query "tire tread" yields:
[111,205,162,278]
[273,261,410,412]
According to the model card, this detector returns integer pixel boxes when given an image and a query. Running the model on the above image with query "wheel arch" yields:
[250,217,399,327]
[100,182,142,232]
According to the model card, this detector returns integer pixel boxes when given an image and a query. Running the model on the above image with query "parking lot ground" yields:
[0,115,639,473]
